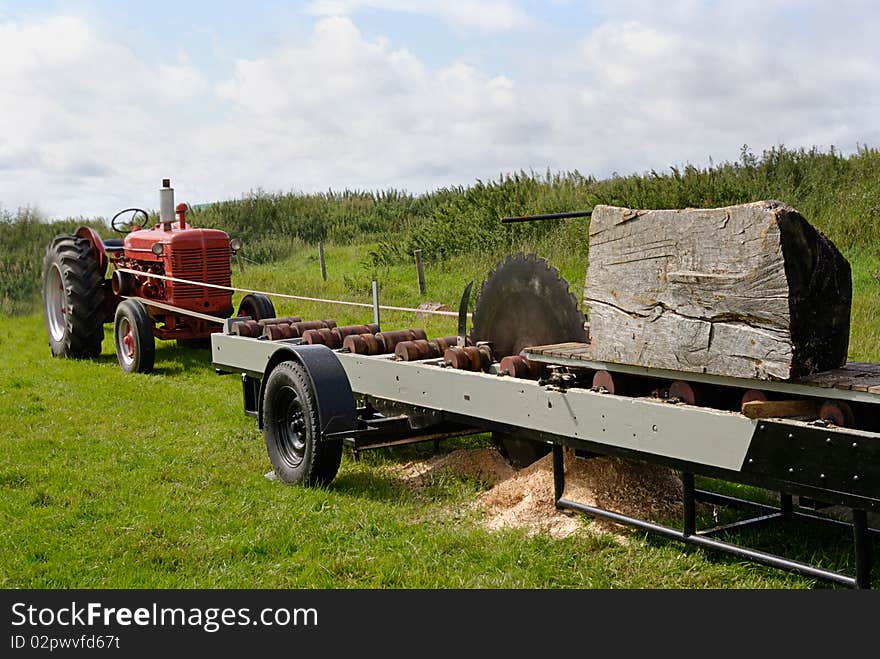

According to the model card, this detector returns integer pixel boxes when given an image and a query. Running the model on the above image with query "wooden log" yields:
[584,201,851,380]
[741,399,821,419]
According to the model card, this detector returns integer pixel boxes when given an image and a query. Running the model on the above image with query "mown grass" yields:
[3,239,879,588]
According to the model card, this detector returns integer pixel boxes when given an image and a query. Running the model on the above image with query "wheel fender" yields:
[259,344,357,438]
[75,226,108,276]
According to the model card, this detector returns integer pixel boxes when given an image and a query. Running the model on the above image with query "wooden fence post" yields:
[414,249,426,295]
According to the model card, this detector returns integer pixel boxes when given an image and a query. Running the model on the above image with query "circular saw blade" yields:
[470,252,587,358]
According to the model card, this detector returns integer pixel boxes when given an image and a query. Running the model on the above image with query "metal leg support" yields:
[682,472,696,537]
[553,464,870,588]
[552,444,565,506]
[780,493,793,518]
[853,509,872,589]
[555,496,859,587]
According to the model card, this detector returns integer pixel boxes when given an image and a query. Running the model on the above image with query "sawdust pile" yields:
[391,447,683,539]
[395,448,515,492]
[481,450,683,538]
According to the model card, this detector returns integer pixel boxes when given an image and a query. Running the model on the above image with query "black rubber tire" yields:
[41,234,106,358]
[263,360,343,486]
[238,293,276,322]
[493,432,551,469]
[113,299,155,373]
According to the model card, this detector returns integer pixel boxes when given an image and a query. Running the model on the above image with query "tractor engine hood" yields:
[124,225,230,262]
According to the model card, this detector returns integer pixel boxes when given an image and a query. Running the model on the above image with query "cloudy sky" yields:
[1,0,878,218]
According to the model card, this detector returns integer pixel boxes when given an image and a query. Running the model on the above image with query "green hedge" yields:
[4,144,879,315]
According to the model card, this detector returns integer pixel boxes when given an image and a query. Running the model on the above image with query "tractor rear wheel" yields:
[42,234,106,358]
[238,293,276,322]
[263,360,343,486]
[114,299,155,373]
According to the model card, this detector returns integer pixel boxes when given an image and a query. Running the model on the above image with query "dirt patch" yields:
[390,447,683,539]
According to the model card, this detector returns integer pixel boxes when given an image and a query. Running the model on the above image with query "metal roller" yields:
[395,336,471,362]
[444,344,493,371]
[288,320,336,338]
[343,333,387,355]
[669,380,700,405]
[334,323,380,340]
[430,336,468,352]
[343,329,427,355]
[302,327,336,346]
[376,329,427,353]
[395,340,435,361]
[258,316,302,326]
[741,389,768,406]
[499,355,542,379]
[592,370,626,395]
[231,320,261,338]
[264,324,296,340]
[820,400,855,427]
[303,324,380,349]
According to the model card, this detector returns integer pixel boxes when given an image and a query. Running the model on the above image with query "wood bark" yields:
[583,201,851,380]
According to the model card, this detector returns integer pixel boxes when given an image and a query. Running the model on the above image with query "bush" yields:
[4,144,880,315]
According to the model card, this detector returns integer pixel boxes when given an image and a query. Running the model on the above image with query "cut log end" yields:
[584,202,851,381]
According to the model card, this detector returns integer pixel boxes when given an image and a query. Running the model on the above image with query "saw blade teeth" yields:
[470,251,588,358]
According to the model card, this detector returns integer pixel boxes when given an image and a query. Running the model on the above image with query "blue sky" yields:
[1,1,878,217]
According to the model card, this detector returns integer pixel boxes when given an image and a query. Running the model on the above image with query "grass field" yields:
[2,241,879,588]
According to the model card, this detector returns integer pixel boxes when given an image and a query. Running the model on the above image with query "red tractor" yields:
[41,179,275,373]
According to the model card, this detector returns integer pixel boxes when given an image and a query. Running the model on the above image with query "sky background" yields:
[1,0,878,218]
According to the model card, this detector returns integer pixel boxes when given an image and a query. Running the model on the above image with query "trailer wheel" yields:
[42,234,106,358]
[238,293,276,322]
[263,360,342,486]
[114,299,155,373]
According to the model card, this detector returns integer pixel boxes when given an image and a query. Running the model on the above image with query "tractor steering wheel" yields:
[111,208,150,234]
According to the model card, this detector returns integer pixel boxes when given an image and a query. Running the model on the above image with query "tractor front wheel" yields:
[42,234,106,358]
[237,293,276,322]
[262,360,342,486]
[114,299,155,373]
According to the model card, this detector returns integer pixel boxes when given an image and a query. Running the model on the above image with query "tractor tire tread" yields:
[42,234,106,358]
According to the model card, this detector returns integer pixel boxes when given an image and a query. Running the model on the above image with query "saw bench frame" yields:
[213,329,880,588]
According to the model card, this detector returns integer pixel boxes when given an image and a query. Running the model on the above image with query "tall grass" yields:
[189,144,880,265]
[3,144,880,315]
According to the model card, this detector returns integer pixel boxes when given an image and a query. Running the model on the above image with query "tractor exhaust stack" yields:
[160,178,174,230]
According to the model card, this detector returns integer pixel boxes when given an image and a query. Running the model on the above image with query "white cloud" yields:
[0,15,209,216]
[2,5,880,218]
[303,0,530,32]
[204,16,530,194]
[566,5,880,174]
